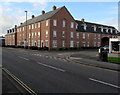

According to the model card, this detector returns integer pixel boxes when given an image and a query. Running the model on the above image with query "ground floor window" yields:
[38,40,40,47]
[76,41,79,47]
[82,42,85,47]
[94,42,96,47]
[62,40,65,47]
[70,41,74,47]
[98,42,100,47]
[45,41,49,47]
[87,42,90,47]
[52,40,57,48]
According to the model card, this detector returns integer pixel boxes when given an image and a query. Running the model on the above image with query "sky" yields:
[0,1,119,36]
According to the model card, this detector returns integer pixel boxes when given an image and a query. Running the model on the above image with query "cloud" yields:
[32,2,47,10]
[6,8,12,12]
[0,0,119,2]
[95,17,118,30]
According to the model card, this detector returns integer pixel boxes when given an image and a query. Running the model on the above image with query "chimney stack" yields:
[42,10,45,14]
[53,6,56,10]
[81,18,85,22]
[32,15,35,19]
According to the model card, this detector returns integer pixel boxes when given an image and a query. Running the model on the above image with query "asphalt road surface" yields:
[2,47,120,94]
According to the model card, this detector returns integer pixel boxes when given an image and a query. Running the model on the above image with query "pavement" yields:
[2,47,120,93]
[68,52,120,72]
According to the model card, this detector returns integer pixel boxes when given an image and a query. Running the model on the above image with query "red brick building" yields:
[5,6,118,50]
[5,25,17,46]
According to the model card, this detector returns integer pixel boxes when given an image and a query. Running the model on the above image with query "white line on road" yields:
[37,62,66,72]
[70,57,82,59]
[19,57,29,61]
[89,78,120,89]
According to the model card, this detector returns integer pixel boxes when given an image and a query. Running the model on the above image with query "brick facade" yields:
[5,6,118,49]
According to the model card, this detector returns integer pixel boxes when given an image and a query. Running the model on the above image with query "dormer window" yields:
[76,23,78,29]
[92,25,97,31]
[115,29,118,34]
[82,23,87,30]
[99,26,103,32]
[110,28,113,33]
[105,27,108,33]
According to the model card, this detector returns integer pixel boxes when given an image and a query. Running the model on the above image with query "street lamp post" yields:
[25,11,28,49]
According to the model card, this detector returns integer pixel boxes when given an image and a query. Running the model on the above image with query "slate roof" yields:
[76,20,118,35]
[18,6,64,28]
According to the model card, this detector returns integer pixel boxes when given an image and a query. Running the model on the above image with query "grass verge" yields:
[108,57,120,64]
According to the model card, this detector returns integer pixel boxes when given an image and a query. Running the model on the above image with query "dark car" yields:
[101,45,109,52]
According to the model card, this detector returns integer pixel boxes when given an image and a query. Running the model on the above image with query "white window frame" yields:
[70,32,74,38]
[46,30,48,38]
[94,42,96,47]
[32,24,34,29]
[70,41,74,47]
[82,42,86,47]
[52,40,57,48]
[20,28,21,32]
[35,23,37,28]
[45,40,49,47]
[76,41,79,47]
[87,42,90,47]
[83,33,85,39]
[94,34,96,39]
[23,27,24,31]
[53,19,57,26]
[76,23,78,29]
[53,30,57,37]
[76,33,79,39]
[87,34,89,39]
[46,20,48,26]
[38,22,40,28]
[63,20,65,27]
[71,22,74,28]
[62,40,65,47]
[62,31,65,38]
[32,32,34,38]
[38,32,40,38]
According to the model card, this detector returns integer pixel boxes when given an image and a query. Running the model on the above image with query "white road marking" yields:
[70,57,82,59]
[54,57,57,59]
[49,56,52,59]
[37,62,66,72]
[89,78,120,89]
[45,56,49,58]
[19,57,29,61]
[63,59,67,62]
[58,54,63,55]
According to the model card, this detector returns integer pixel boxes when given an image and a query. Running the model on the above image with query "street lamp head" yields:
[25,11,27,12]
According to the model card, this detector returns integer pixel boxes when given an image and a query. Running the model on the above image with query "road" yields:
[2,47,120,94]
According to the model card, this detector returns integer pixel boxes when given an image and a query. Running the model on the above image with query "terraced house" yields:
[5,6,119,50]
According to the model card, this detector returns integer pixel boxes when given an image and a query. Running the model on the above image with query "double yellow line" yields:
[2,67,37,95]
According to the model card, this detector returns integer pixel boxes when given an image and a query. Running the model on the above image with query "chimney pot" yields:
[53,6,56,10]
[42,10,45,14]
[32,15,35,19]
[20,23,23,25]
[81,18,85,22]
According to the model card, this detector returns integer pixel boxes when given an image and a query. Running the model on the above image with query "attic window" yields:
[92,25,97,31]
[76,23,78,29]
[106,27,108,33]
[82,23,87,30]
[110,28,113,33]
[115,29,118,34]
[99,26,103,32]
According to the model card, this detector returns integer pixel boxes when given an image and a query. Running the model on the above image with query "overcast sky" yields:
[0,0,119,36]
